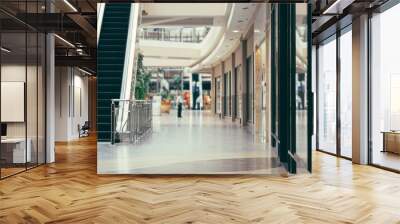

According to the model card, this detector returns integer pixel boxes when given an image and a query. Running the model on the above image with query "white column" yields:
[352,14,369,164]
[46,32,55,163]
[312,45,317,150]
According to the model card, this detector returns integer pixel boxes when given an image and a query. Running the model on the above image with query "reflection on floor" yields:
[0,167,25,178]
[373,150,400,171]
[98,110,285,175]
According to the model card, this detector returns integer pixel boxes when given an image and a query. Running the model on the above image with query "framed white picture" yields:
[1,81,25,122]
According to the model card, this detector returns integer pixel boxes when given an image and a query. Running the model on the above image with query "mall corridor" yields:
[98,111,284,174]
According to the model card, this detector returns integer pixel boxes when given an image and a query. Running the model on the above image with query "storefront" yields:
[270,3,312,172]
[315,25,353,160]
[370,2,400,172]
[313,0,400,173]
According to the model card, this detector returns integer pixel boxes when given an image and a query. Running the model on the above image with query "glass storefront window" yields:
[216,77,221,114]
[318,36,337,154]
[371,3,400,171]
[339,28,352,158]
[246,56,254,123]
[295,3,309,167]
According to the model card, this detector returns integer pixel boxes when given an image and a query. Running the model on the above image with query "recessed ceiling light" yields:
[233,30,239,33]
[254,29,260,33]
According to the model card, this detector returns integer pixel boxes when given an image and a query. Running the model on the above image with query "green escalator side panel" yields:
[97,3,131,142]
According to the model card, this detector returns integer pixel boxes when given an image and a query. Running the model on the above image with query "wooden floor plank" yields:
[1,136,400,223]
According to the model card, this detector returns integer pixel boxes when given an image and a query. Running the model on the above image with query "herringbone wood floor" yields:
[1,136,400,223]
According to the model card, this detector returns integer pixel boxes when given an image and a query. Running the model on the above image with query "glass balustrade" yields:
[139,27,211,43]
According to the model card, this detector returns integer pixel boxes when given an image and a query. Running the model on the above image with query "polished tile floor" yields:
[98,110,285,174]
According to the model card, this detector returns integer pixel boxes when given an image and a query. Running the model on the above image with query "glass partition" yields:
[27,30,38,169]
[317,36,337,155]
[339,28,352,158]
[295,3,309,168]
[38,32,45,165]
[0,1,46,179]
[1,31,28,177]
[140,27,211,43]
[371,4,400,171]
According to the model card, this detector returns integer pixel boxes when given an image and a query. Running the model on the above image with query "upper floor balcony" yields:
[139,27,211,43]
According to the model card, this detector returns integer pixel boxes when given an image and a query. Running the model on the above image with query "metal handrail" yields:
[111,99,153,144]
[139,27,210,43]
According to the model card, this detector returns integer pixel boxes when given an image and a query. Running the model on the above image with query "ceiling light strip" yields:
[63,0,78,12]
[323,0,343,15]
[1,47,11,53]
[54,34,75,48]
[78,67,93,76]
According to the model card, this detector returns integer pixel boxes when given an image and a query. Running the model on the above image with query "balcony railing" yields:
[139,27,210,43]
[111,99,153,144]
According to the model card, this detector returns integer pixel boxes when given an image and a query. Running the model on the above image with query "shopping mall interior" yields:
[97,3,296,175]
[1,0,400,223]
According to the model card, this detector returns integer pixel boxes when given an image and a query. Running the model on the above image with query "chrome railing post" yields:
[128,101,133,143]
[111,100,116,145]
[111,99,153,144]
[135,101,139,142]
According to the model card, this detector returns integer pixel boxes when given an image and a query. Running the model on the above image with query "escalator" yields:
[97,3,131,142]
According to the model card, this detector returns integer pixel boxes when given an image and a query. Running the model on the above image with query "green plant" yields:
[172,74,182,90]
[160,89,172,101]
[134,53,150,100]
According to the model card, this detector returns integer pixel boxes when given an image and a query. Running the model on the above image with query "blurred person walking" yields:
[176,94,183,118]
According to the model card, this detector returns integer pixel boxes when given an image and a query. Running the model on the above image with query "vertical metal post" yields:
[129,101,133,143]
[111,101,115,144]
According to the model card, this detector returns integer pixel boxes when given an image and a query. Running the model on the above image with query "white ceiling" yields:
[139,3,309,71]
[141,3,228,27]
[140,3,231,67]
[191,3,259,71]
[142,3,227,17]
